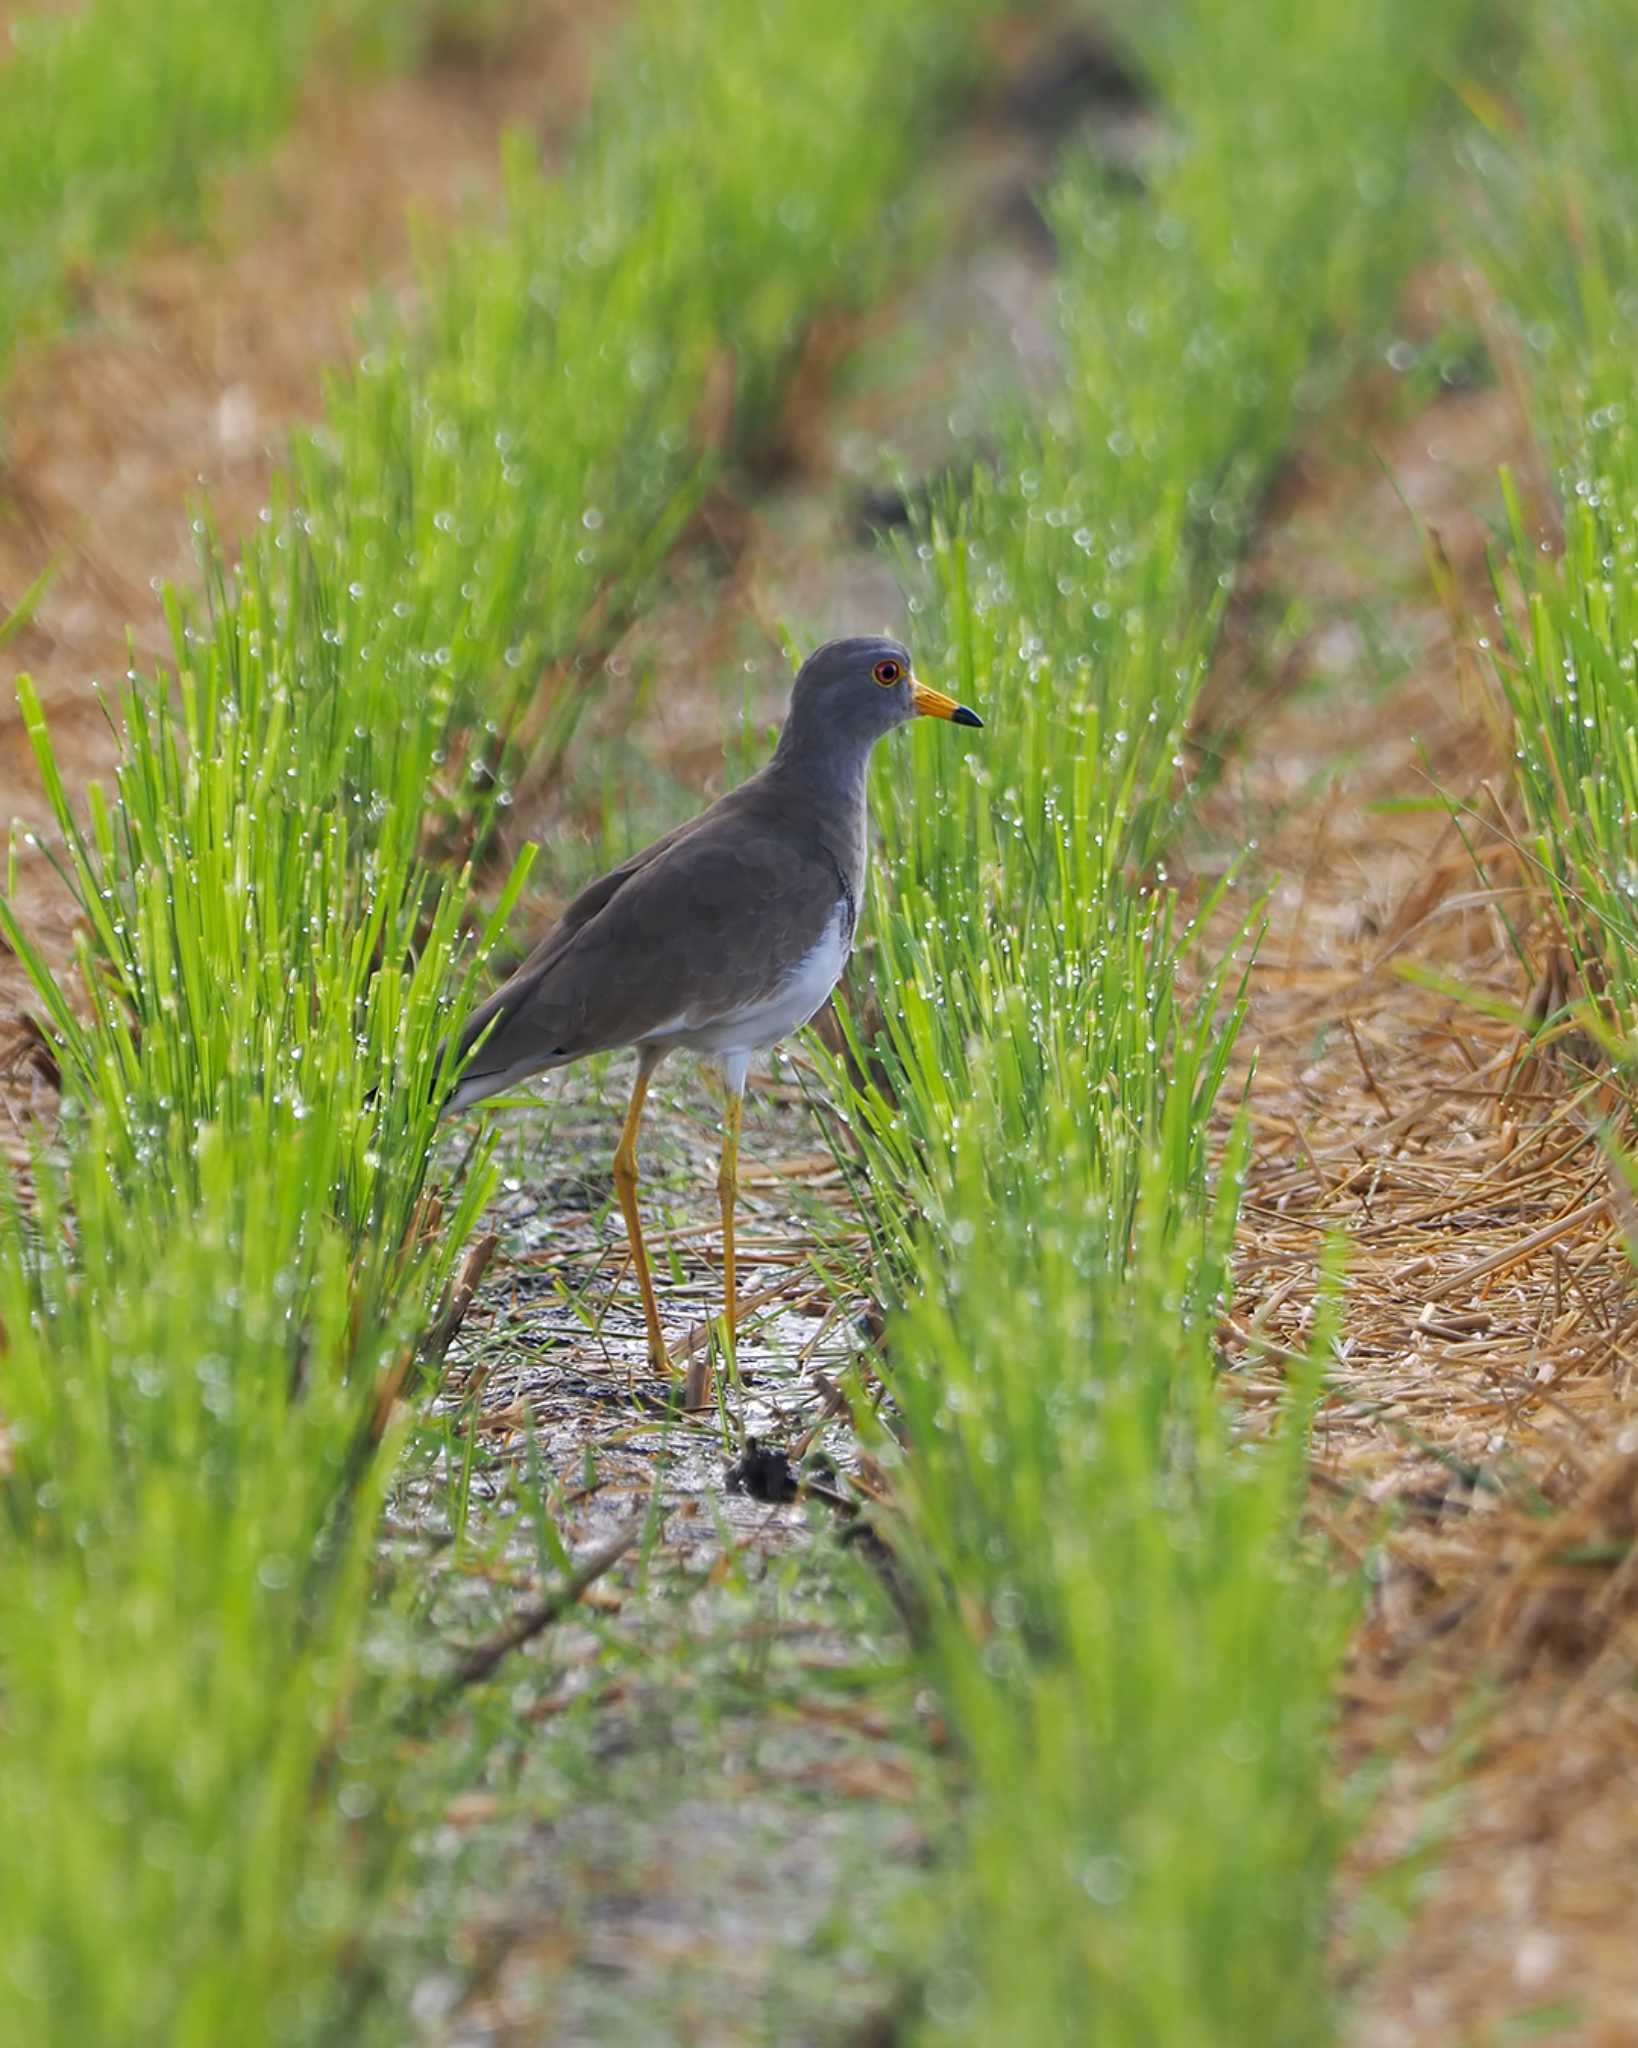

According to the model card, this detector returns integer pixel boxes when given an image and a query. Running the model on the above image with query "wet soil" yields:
[404,1086,933,2046]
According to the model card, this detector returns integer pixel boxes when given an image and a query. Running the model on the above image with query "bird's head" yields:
[780,635,983,760]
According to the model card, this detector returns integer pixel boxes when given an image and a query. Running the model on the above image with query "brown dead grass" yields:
[1208,294,1638,2041]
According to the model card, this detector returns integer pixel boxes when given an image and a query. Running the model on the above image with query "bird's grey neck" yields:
[766,719,875,815]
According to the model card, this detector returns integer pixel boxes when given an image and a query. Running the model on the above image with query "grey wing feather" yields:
[450,781,838,1100]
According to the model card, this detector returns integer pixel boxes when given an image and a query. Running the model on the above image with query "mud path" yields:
[1209,322,1638,2038]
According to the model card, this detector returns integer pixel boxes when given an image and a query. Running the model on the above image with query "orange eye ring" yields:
[872,658,904,686]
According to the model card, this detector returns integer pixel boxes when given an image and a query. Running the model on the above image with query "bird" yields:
[445,634,983,1382]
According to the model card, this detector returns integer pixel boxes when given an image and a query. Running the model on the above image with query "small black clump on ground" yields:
[726,1437,801,1503]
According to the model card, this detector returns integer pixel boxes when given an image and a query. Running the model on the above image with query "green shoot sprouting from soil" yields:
[820,0,1481,2036]
[1467,0,1638,1077]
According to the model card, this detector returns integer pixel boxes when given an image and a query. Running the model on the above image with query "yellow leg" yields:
[716,1086,743,1361]
[611,1049,669,1375]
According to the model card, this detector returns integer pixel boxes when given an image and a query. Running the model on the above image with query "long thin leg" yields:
[716,1082,743,1360]
[611,1047,669,1375]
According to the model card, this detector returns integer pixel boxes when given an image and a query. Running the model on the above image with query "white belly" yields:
[644,902,850,1061]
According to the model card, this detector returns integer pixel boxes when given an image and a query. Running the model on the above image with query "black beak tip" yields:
[952,705,984,728]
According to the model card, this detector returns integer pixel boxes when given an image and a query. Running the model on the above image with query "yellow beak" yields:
[911,677,984,728]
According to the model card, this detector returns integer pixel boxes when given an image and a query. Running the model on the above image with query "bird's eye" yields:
[872,658,903,686]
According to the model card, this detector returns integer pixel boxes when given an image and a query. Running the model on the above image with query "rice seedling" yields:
[817,0,1480,2034]
[0,1126,491,2046]
[0,634,521,2040]
[1464,0,1638,1051]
